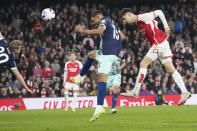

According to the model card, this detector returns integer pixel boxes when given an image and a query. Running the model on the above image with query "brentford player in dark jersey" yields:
[0,32,33,94]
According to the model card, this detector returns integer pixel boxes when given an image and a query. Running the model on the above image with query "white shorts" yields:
[65,82,79,90]
[146,40,173,64]
[96,50,118,74]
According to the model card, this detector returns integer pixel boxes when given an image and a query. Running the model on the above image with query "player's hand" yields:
[165,27,170,37]
[27,88,34,94]
[75,26,84,33]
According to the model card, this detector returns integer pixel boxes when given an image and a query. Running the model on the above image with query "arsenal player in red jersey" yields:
[63,52,82,111]
[120,8,191,105]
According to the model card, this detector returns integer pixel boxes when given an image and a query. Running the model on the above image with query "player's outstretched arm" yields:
[154,10,169,29]
[12,69,33,94]
[75,25,105,35]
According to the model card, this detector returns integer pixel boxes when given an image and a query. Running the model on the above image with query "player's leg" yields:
[121,46,158,97]
[121,56,153,97]
[89,73,107,121]
[111,86,120,114]
[71,50,97,84]
[90,55,116,121]
[64,83,70,111]
[134,56,152,93]
[80,50,97,76]
[72,88,79,112]
[110,74,121,114]
[162,61,191,105]
[160,40,191,105]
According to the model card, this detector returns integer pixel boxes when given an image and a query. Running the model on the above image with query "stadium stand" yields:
[0,0,196,98]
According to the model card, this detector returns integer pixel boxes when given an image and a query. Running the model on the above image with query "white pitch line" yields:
[94,121,197,126]
[0,121,197,126]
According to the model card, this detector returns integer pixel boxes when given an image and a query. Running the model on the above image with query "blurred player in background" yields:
[120,8,191,105]
[107,53,126,114]
[63,52,82,111]
[74,10,124,121]
[0,32,33,94]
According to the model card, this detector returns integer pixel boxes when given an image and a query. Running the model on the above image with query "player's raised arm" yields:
[75,25,105,35]
[154,10,170,36]
[138,10,170,36]
[75,10,107,36]
[12,69,33,94]
[154,10,169,29]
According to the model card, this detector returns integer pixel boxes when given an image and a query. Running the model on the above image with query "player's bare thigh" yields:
[64,88,69,92]
[113,86,120,94]
[162,61,176,74]
[73,89,79,93]
[88,50,97,60]
[97,73,108,83]
[140,56,153,68]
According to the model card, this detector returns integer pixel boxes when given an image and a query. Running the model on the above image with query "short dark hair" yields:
[91,10,103,17]
[120,8,133,17]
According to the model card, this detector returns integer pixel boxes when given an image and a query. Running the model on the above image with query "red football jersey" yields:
[64,60,82,83]
[137,11,168,45]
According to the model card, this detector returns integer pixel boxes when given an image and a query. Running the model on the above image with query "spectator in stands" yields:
[0,88,9,98]
[33,62,43,78]
[0,1,196,98]
[168,84,178,94]
[140,84,150,95]
[155,90,168,105]
[10,86,20,98]
[42,61,54,78]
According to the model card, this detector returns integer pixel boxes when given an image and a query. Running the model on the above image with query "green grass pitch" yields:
[0,105,197,131]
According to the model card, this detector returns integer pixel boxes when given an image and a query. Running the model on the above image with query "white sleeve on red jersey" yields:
[63,62,69,84]
[138,10,169,29]
[76,60,83,70]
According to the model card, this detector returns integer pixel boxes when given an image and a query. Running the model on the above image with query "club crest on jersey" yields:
[75,65,78,67]
[101,20,106,24]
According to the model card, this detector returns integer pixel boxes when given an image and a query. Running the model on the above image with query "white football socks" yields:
[73,93,78,110]
[133,68,147,93]
[172,71,188,93]
[64,92,69,107]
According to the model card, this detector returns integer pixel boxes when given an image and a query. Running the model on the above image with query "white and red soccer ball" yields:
[41,8,55,21]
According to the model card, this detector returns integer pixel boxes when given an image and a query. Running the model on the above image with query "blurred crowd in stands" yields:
[0,0,197,98]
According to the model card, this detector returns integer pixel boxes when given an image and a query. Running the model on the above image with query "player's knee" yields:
[64,92,68,96]
[164,64,176,74]
[73,93,78,97]
[88,50,96,60]
[97,73,108,83]
[166,68,175,75]
[140,61,148,68]
[113,86,120,94]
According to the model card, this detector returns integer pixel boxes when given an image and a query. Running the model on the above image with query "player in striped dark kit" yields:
[74,10,124,121]
[0,32,33,94]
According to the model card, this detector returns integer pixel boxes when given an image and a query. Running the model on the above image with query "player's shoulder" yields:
[0,39,8,48]
[75,60,82,65]
[100,16,112,24]
[65,61,71,65]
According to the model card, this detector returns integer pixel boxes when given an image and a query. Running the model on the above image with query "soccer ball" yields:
[41,8,55,21]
